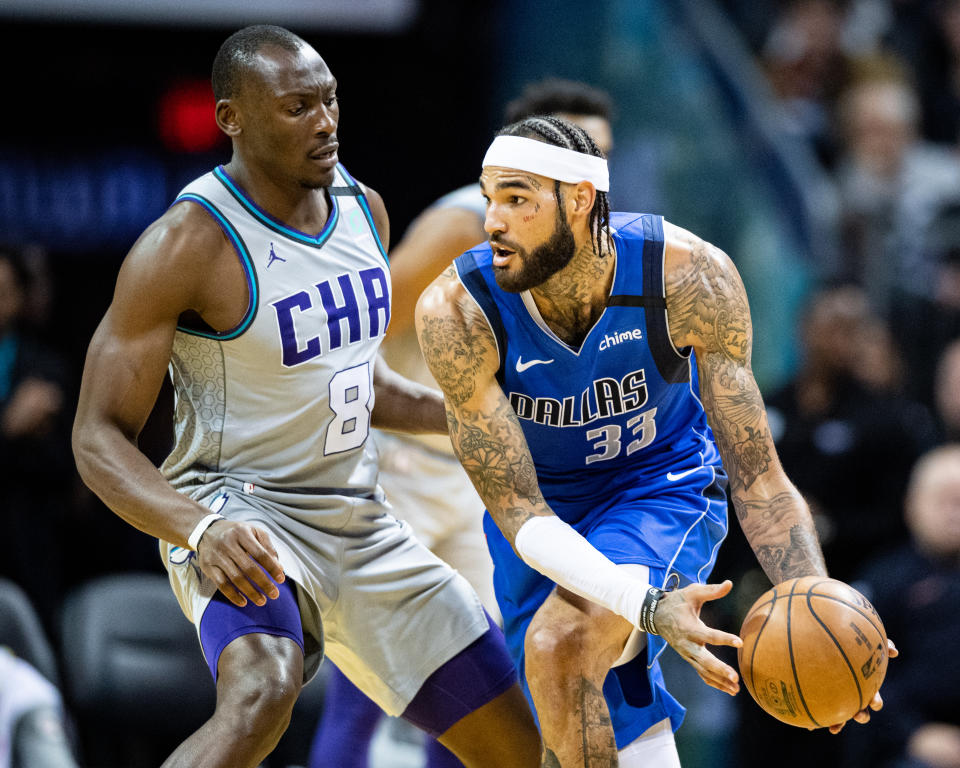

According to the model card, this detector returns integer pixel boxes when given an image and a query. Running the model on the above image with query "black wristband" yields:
[640,586,665,635]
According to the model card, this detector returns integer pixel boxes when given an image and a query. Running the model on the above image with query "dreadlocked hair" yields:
[496,115,611,256]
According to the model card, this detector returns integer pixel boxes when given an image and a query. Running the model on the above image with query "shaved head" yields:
[212,25,306,101]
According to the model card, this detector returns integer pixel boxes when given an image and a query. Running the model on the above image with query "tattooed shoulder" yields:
[416,284,497,407]
[662,222,773,492]
[663,223,751,364]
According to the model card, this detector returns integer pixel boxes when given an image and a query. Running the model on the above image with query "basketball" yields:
[738,576,888,728]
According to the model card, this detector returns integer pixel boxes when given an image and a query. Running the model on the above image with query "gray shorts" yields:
[161,480,489,715]
[374,430,498,618]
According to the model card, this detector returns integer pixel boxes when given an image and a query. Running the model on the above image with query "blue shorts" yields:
[484,469,728,749]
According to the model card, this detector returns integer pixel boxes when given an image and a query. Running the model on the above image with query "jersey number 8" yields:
[324,362,372,455]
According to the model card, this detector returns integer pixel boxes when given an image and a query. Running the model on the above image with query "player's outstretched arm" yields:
[370,355,447,434]
[664,227,901,725]
[72,204,284,607]
[663,222,827,584]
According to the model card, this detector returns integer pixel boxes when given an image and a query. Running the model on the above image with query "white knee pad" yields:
[617,718,682,768]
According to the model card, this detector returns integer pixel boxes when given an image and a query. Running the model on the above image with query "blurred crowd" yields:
[2,1,960,766]
[713,2,960,768]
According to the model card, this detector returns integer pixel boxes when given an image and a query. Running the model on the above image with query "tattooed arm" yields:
[416,267,686,606]
[662,223,902,730]
[415,265,551,543]
[663,221,827,584]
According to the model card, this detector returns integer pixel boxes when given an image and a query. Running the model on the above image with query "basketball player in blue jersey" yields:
[71,26,540,768]
[311,79,614,768]
[416,116,897,767]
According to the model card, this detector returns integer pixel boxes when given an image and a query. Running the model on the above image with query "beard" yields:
[492,209,577,293]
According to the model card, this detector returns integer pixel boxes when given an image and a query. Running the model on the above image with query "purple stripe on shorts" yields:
[401,611,517,738]
[199,578,304,680]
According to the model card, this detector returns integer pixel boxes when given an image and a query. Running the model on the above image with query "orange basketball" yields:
[738,576,889,728]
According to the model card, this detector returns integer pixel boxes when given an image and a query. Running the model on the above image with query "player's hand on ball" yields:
[826,638,899,734]
[195,520,286,607]
[654,579,743,696]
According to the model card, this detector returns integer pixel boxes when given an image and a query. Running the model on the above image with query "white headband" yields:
[482,135,609,192]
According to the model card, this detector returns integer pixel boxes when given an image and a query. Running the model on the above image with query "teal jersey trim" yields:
[335,163,389,266]
[172,193,259,340]
[213,166,340,249]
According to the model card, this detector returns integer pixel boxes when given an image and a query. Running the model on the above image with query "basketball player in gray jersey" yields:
[72,25,539,768]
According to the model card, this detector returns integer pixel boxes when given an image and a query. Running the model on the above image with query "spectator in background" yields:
[762,0,851,167]
[726,284,931,768]
[12,246,54,340]
[844,445,960,768]
[764,285,938,583]
[935,339,960,442]
[0,647,78,768]
[855,312,906,394]
[917,0,960,144]
[0,248,72,629]
[834,75,960,314]
[891,201,960,407]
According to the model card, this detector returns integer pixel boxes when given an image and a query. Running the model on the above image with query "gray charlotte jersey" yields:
[161,164,390,503]
[159,166,491,713]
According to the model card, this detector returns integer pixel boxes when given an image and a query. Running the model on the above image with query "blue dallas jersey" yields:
[455,212,730,746]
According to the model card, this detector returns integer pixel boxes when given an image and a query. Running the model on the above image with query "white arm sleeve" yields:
[513,515,652,626]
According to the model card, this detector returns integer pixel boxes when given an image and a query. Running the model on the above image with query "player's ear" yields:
[570,181,597,218]
[216,99,242,137]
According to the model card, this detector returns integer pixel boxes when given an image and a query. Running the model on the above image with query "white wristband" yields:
[187,513,225,550]
[513,515,653,627]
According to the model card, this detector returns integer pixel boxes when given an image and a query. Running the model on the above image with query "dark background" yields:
[0,2,500,382]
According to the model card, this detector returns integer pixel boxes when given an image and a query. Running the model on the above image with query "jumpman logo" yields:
[266,243,287,269]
